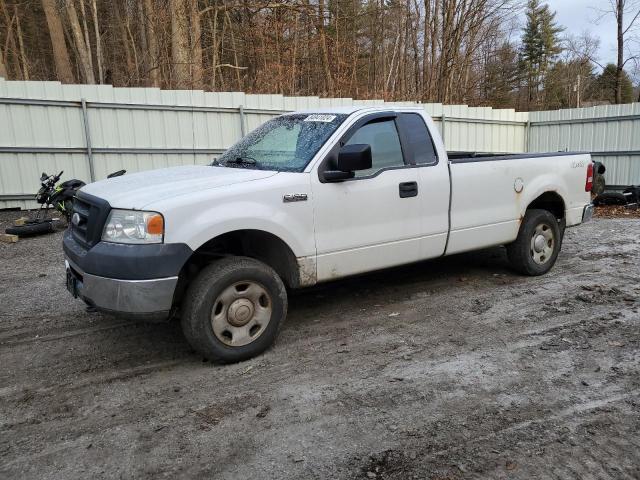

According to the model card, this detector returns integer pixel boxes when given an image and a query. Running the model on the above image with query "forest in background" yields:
[0,0,638,111]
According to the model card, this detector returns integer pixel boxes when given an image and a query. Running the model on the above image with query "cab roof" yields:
[286,105,425,115]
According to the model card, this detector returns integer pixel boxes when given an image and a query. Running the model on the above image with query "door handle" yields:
[399,181,418,198]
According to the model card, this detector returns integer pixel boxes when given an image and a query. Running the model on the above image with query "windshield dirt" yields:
[216,113,348,172]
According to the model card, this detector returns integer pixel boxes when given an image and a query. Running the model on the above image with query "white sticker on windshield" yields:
[304,114,337,122]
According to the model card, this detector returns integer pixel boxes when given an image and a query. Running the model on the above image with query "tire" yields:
[592,175,606,196]
[181,256,287,363]
[506,209,562,276]
[5,220,54,237]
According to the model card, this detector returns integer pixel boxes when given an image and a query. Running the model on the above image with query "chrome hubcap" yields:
[211,281,272,347]
[530,223,554,265]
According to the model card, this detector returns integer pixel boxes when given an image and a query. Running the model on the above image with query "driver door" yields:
[311,114,422,281]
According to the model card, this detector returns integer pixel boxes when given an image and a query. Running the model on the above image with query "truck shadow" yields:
[64,246,513,367]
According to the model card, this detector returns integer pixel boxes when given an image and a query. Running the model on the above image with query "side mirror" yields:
[40,172,48,181]
[324,144,372,182]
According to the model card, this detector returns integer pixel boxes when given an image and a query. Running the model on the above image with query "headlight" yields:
[102,209,164,244]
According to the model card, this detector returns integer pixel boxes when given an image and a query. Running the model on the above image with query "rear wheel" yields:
[181,256,287,363]
[506,209,562,276]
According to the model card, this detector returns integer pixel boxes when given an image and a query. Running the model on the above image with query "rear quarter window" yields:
[398,113,438,166]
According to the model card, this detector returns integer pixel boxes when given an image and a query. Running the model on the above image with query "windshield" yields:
[216,113,349,172]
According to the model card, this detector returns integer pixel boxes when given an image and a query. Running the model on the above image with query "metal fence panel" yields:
[0,79,529,209]
[529,103,640,186]
[2,77,638,209]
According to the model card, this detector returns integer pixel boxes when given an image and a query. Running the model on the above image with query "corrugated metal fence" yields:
[0,78,527,209]
[0,77,638,209]
[528,104,640,187]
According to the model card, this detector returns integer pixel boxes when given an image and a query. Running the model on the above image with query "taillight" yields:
[585,162,594,192]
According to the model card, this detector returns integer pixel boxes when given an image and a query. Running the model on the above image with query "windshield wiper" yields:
[225,156,258,167]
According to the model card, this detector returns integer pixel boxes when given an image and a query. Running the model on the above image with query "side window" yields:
[345,119,405,177]
[398,113,438,165]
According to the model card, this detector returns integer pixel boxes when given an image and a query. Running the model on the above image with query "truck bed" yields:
[447,151,586,163]
[445,150,591,255]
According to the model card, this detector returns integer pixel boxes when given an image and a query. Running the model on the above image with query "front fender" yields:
[152,173,316,257]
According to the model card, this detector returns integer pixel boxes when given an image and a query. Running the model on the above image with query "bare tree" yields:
[8,0,621,109]
[316,0,333,94]
[171,0,190,88]
[41,0,75,83]
[0,46,7,78]
[65,0,95,83]
[91,0,103,83]
[143,0,160,87]
[596,0,640,103]
[13,5,28,79]
[190,0,203,89]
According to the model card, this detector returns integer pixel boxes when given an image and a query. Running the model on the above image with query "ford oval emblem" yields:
[71,213,81,226]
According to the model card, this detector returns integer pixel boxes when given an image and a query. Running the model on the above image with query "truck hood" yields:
[80,165,278,209]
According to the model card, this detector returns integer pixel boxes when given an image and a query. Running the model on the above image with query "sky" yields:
[521,0,621,67]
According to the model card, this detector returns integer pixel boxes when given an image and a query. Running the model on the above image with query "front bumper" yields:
[65,258,178,320]
[582,203,594,223]
[63,228,193,321]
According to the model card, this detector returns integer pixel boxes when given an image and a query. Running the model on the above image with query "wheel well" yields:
[178,230,300,298]
[527,192,565,220]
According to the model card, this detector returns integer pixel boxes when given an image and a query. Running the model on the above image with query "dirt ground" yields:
[594,204,640,219]
[1,210,639,480]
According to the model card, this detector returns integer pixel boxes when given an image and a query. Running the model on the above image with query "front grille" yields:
[71,192,111,248]
[71,197,90,244]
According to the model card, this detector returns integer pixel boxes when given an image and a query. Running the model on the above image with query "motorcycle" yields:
[5,169,125,237]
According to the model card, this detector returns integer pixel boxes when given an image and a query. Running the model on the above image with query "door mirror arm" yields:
[324,170,355,182]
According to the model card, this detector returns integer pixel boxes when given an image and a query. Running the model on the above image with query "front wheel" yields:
[181,256,287,363]
[506,209,563,276]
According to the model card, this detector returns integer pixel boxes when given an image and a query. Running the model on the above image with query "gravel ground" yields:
[1,211,639,479]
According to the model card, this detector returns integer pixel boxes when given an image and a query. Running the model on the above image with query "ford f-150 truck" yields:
[63,106,594,363]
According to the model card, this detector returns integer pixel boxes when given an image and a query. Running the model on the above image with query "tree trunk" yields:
[114,2,134,83]
[171,0,191,88]
[41,0,75,83]
[78,0,94,74]
[143,0,160,88]
[422,0,430,100]
[317,0,333,95]
[190,0,203,89]
[1,0,22,79]
[125,18,140,82]
[430,0,440,100]
[224,8,242,91]
[14,6,29,80]
[291,12,299,95]
[615,0,623,104]
[208,8,219,90]
[0,47,7,78]
[65,0,95,83]
[91,0,103,83]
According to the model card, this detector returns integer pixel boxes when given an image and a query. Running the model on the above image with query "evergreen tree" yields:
[544,59,595,109]
[484,42,520,108]
[519,0,563,108]
[589,64,635,104]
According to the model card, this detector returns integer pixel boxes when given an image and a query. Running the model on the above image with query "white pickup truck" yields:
[63,106,594,362]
